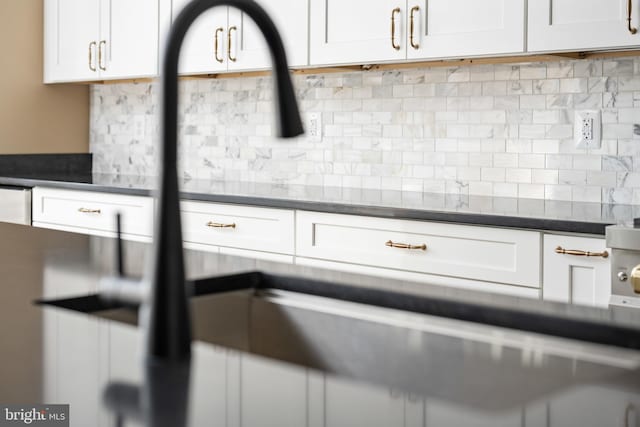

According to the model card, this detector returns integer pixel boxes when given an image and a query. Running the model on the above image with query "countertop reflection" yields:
[0,223,639,427]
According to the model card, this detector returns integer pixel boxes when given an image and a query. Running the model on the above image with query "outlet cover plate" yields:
[575,110,601,149]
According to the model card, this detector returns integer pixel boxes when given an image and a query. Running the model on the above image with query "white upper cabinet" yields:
[310,0,407,65]
[406,0,525,60]
[310,0,525,66]
[44,0,100,82]
[528,0,640,52]
[98,0,159,79]
[44,0,159,83]
[173,0,308,75]
[227,0,308,71]
[172,0,228,74]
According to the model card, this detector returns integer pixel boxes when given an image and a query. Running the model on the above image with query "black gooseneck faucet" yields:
[146,0,303,363]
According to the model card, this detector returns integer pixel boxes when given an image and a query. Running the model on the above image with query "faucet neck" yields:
[147,0,303,363]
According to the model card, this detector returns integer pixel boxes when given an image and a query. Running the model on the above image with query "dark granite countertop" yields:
[1,171,639,234]
[0,223,639,426]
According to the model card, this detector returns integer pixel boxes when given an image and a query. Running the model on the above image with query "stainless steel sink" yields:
[37,271,640,411]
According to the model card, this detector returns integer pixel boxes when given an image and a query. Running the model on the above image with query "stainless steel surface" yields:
[0,187,30,225]
[607,225,640,252]
[606,225,640,308]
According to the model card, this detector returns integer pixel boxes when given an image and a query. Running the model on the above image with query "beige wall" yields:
[0,0,88,154]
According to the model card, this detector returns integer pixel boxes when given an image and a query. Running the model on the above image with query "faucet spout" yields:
[148,0,303,363]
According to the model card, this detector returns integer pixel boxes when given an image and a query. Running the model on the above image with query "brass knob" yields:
[630,265,640,294]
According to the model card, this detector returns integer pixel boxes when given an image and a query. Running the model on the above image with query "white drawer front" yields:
[296,211,541,287]
[181,201,294,255]
[32,188,153,237]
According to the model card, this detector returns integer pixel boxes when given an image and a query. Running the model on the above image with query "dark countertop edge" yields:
[0,176,609,235]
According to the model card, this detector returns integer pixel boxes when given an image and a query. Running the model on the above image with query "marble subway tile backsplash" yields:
[90,56,640,203]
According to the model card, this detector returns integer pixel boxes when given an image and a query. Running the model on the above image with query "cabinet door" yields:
[529,0,640,52]
[44,0,100,83]
[543,234,611,308]
[425,399,522,427]
[324,377,405,427]
[406,0,525,60]
[310,0,406,65]
[173,0,228,74]
[546,386,640,427]
[98,0,159,79]
[227,0,308,70]
[238,356,308,427]
[296,211,541,287]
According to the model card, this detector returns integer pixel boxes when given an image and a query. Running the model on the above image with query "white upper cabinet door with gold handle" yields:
[172,0,228,74]
[542,234,611,308]
[310,0,406,66]
[227,0,309,71]
[406,0,525,60]
[97,0,159,80]
[44,0,160,83]
[528,0,640,52]
[44,0,101,83]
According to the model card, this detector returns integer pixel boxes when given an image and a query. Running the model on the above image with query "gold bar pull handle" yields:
[629,0,638,34]
[386,240,427,251]
[410,6,420,49]
[98,40,107,71]
[206,221,236,229]
[78,207,101,214]
[555,246,609,258]
[228,26,237,62]
[214,27,224,63]
[391,7,401,50]
[89,41,97,71]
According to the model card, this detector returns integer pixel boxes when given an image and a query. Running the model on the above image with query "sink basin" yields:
[38,271,640,351]
[37,271,640,411]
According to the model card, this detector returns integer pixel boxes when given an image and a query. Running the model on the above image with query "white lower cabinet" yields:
[32,187,154,241]
[545,386,640,427]
[323,378,406,427]
[543,234,611,308]
[296,210,541,292]
[180,200,295,257]
[30,187,616,306]
[295,257,541,298]
[424,399,522,427]
[236,356,308,427]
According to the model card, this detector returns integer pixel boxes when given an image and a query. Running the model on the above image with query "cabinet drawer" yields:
[181,201,294,255]
[32,187,153,237]
[296,211,541,287]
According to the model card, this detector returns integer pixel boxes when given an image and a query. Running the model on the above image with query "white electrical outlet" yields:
[574,110,601,149]
[306,112,322,142]
[133,115,146,139]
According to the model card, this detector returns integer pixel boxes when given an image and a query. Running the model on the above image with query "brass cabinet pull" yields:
[88,41,97,71]
[410,6,420,49]
[555,246,608,258]
[391,8,401,50]
[78,207,101,214]
[98,40,107,71]
[214,27,224,63]
[228,26,237,62]
[629,0,638,34]
[385,240,426,251]
[206,221,236,228]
